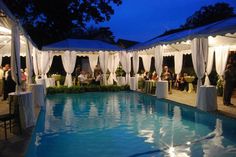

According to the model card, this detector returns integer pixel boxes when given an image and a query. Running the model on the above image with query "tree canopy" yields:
[161,2,235,37]
[3,0,121,48]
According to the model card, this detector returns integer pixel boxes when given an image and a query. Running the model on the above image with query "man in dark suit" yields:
[223,64,235,106]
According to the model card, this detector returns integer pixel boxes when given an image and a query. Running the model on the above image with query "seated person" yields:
[161,66,172,93]
[94,72,102,85]
[176,74,186,91]
[78,71,88,84]
[144,71,150,80]
[151,71,158,81]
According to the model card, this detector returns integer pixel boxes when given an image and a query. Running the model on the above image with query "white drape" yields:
[88,55,98,74]
[141,55,152,72]
[43,52,54,78]
[32,48,41,78]
[25,39,33,84]
[61,51,77,87]
[119,51,131,84]
[155,46,164,80]
[107,54,119,84]
[11,24,22,93]
[132,52,139,90]
[204,47,215,85]
[191,38,208,106]
[174,52,183,78]
[215,46,229,77]
[99,51,109,85]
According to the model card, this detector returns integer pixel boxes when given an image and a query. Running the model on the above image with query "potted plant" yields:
[216,75,224,96]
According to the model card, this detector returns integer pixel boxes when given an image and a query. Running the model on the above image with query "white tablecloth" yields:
[9,91,35,130]
[29,84,45,107]
[130,77,136,90]
[117,77,126,86]
[46,78,55,87]
[197,85,217,111]
[35,78,46,95]
[156,80,168,98]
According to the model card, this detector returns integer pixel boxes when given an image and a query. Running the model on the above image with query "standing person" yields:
[0,66,4,96]
[3,64,10,100]
[223,64,235,106]
[75,65,81,85]
[161,66,172,94]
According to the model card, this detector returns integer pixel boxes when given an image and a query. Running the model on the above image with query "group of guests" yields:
[74,65,103,85]
[0,64,28,100]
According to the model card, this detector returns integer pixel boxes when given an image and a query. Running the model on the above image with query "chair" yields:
[0,97,21,140]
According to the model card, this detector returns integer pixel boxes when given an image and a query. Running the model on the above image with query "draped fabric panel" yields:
[25,39,33,84]
[141,55,152,72]
[215,46,229,77]
[132,52,139,90]
[155,46,164,80]
[99,51,109,85]
[107,54,114,84]
[204,47,215,85]
[61,51,77,87]
[32,48,41,78]
[44,52,54,78]
[191,38,208,106]
[120,51,131,84]
[174,52,183,78]
[11,24,22,93]
[88,55,98,74]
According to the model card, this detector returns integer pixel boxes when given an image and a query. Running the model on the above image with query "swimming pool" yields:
[26,92,236,157]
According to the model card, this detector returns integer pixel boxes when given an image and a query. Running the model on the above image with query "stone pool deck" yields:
[0,90,236,157]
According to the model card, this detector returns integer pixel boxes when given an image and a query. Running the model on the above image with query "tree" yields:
[161,2,235,36]
[3,0,122,47]
[182,2,235,28]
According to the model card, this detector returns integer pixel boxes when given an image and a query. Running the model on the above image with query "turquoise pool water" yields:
[26,92,236,157]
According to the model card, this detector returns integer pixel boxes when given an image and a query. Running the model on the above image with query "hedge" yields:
[47,85,130,94]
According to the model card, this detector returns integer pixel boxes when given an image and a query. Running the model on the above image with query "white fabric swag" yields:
[0,54,2,67]
[99,51,109,85]
[11,24,22,93]
[107,54,119,84]
[155,46,164,80]
[119,51,131,84]
[191,38,208,106]
[132,52,139,90]
[41,51,54,79]
[141,55,152,72]
[215,46,229,77]
[204,47,215,85]
[174,52,183,78]
[88,55,98,74]
[32,48,41,78]
[25,39,33,84]
[62,51,77,87]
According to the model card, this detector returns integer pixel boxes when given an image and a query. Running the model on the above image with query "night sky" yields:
[98,0,236,42]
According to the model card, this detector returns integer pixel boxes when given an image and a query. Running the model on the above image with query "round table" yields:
[156,80,168,98]
[9,91,35,131]
[117,77,126,86]
[197,85,217,111]
[29,84,45,107]
[144,80,156,94]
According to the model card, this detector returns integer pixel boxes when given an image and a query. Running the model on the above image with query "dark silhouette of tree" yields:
[71,26,115,44]
[160,2,235,37]
[3,0,122,48]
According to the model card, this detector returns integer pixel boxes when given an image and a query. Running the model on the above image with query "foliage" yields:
[3,0,122,47]
[161,2,235,36]
[115,63,126,77]
[47,85,130,94]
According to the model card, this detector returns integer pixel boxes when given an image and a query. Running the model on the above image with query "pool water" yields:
[26,92,236,157]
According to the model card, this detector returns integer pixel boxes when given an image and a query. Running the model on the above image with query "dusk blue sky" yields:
[97,0,236,42]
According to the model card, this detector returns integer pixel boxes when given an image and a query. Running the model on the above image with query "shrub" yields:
[47,85,130,94]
